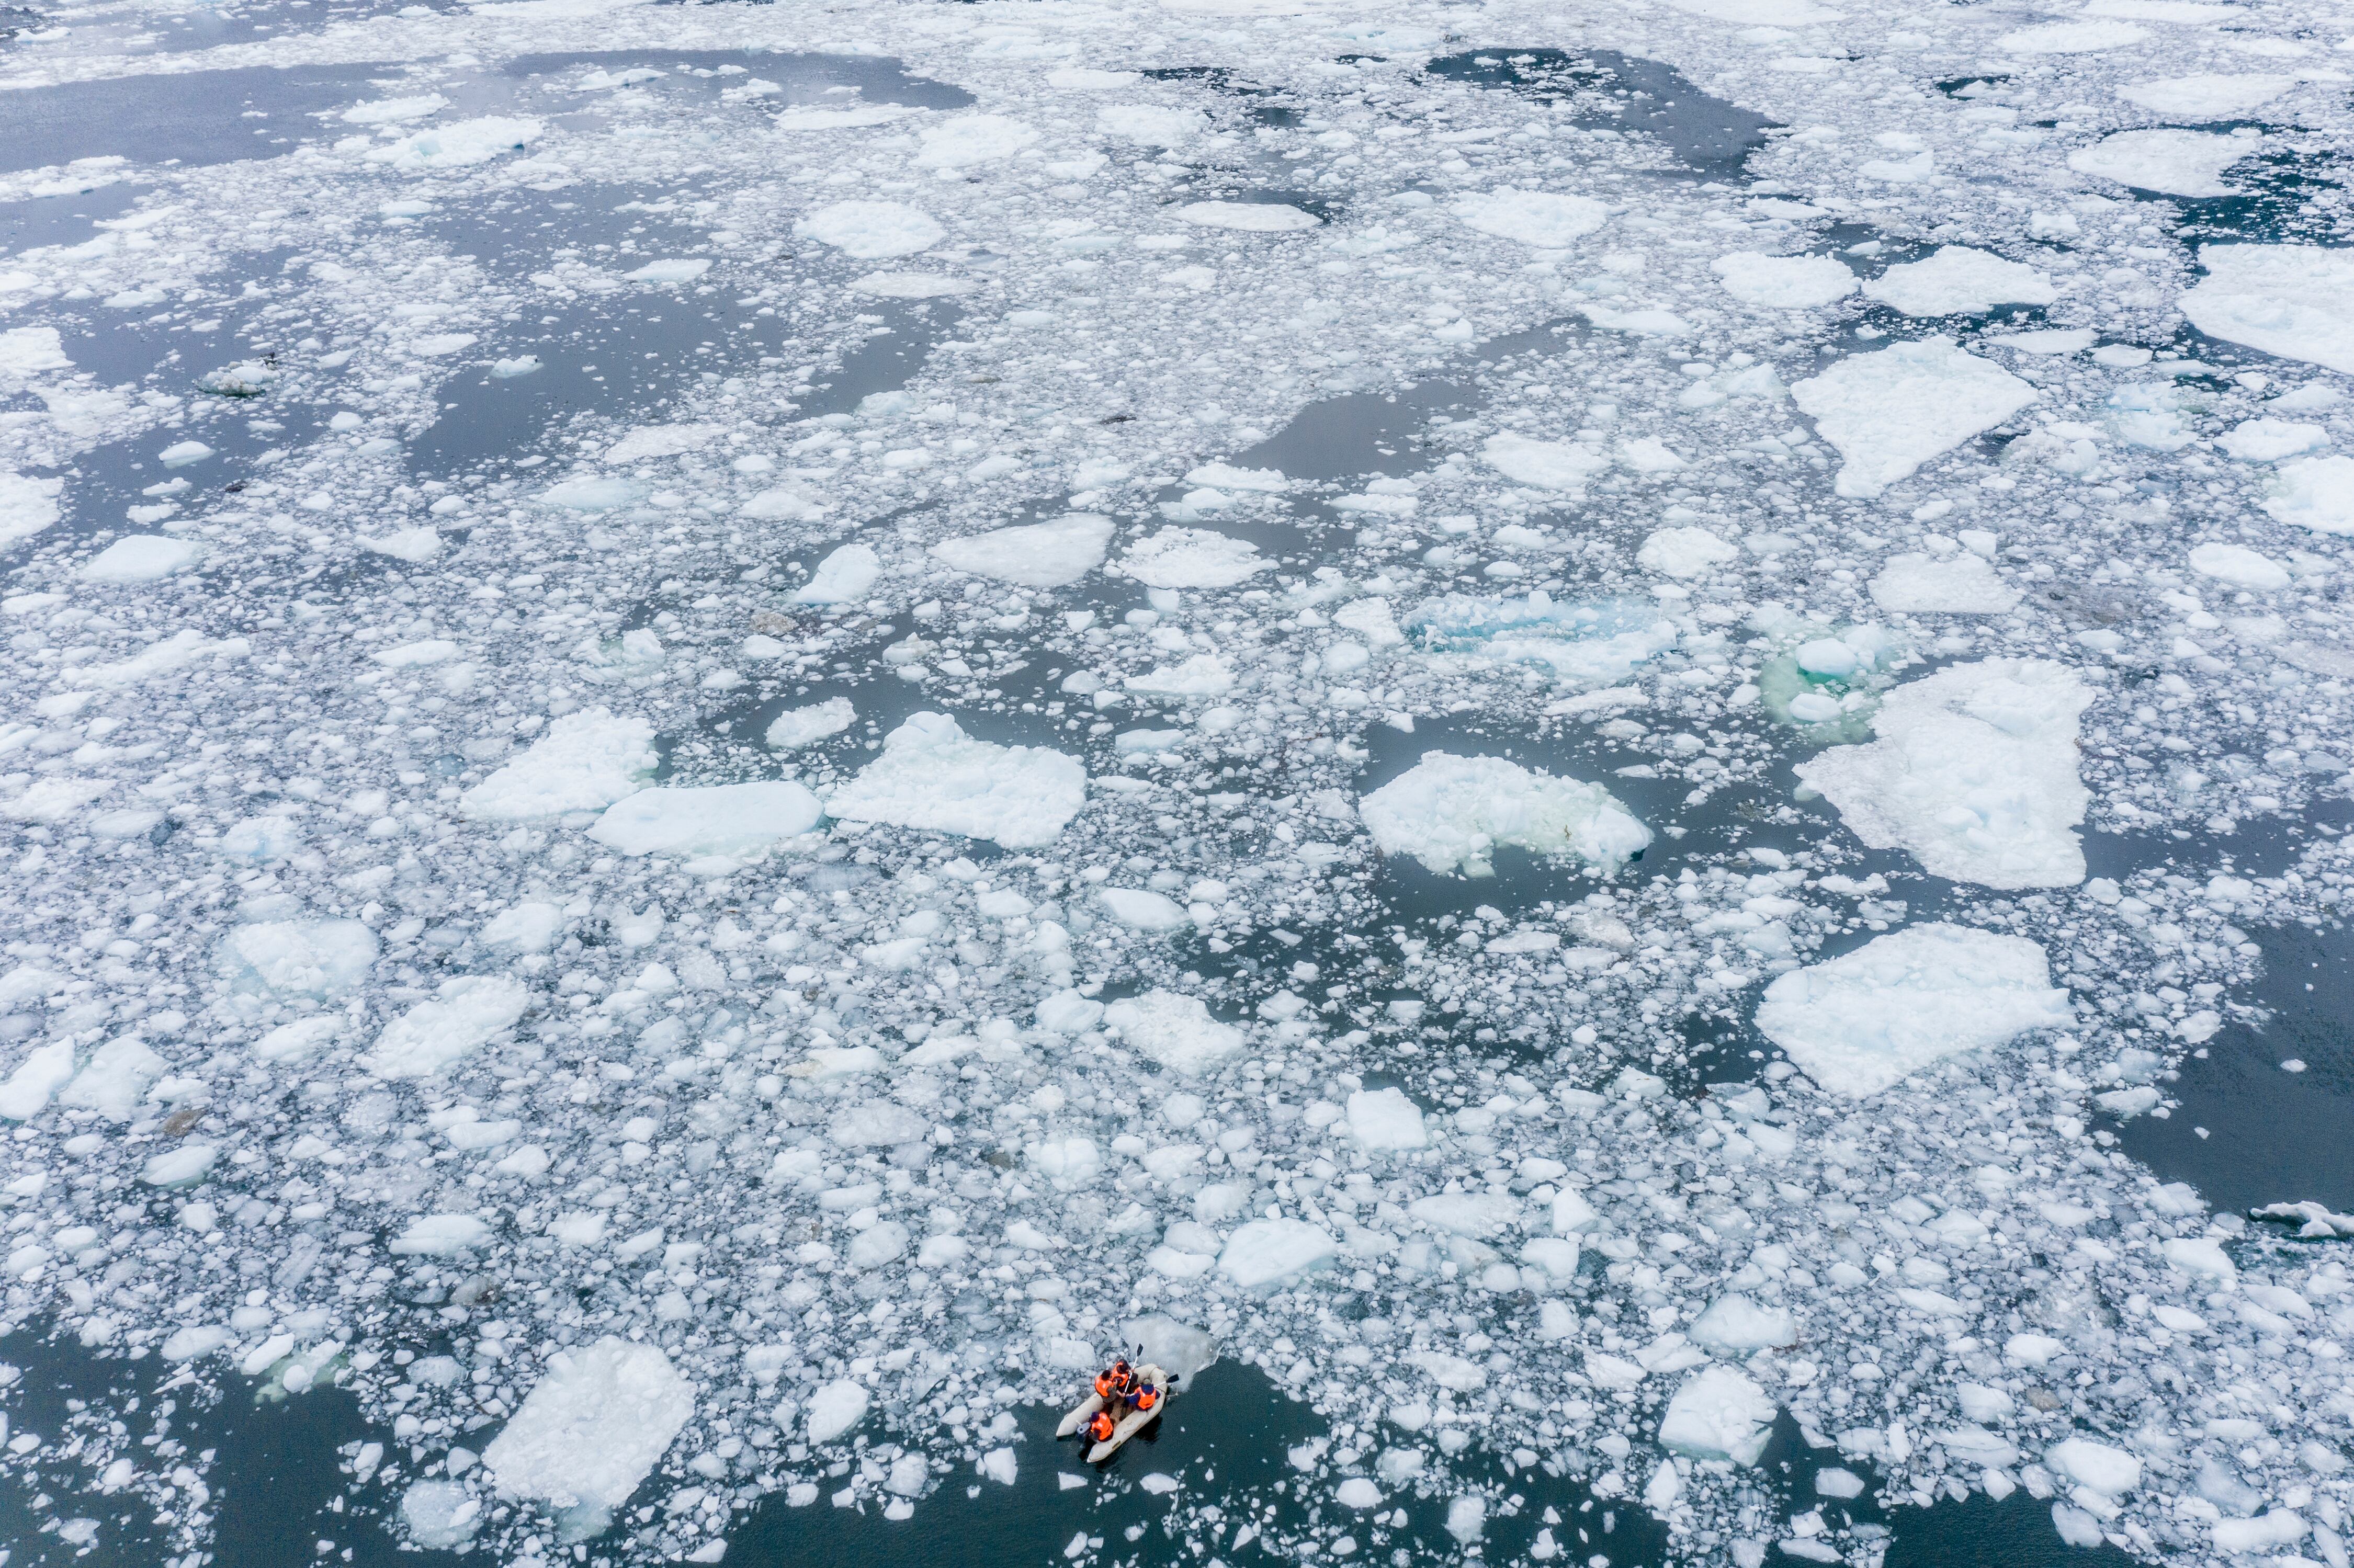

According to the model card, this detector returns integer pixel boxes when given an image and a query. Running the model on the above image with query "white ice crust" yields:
[930,514,1114,587]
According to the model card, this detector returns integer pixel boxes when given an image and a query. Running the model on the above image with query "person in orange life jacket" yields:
[1094,1360,1134,1402]
[1087,1405,1119,1445]
[1123,1376,1160,1415]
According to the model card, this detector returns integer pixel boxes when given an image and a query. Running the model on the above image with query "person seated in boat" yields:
[1094,1359,1134,1402]
[1122,1374,1161,1416]
[1087,1405,1119,1445]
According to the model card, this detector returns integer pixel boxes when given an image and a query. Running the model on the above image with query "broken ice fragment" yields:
[1360,753,1650,877]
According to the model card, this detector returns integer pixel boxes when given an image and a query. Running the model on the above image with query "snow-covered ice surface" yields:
[4,2,2354,1567]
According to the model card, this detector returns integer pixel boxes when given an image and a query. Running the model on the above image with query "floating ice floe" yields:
[2180,245,2354,374]
[1755,923,2074,1095]
[2188,541,2291,590]
[2069,128,2257,196]
[2262,455,2354,533]
[794,201,945,258]
[1861,247,2056,316]
[930,514,1113,587]
[587,782,824,858]
[1638,526,1738,578]
[2118,73,2294,117]
[913,115,1040,169]
[1792,337,2037,497]
[1451,188,1608,247]
[824,712,1086,848]
[483,1339,694,1522]
[1114,528,1269,588]
[794,543,882,604]
[81,535,201,583]
[363,117,538,168]
[461,710,657,821]
[765,697,856,751]
[1360,753,1651,877]
[365,976,532,1080]
[1658,1366,1777,1465]
[1867,550,2020,613]
[1482,433,1610,491]
[1405,593,1679,688]
[1101,990,1246,1075]
[1175,201,1319,233]
[0,472,63,544]
[1795,658,2090,887]
[1710,251,1858,309]
[1218,1217,1339,1288]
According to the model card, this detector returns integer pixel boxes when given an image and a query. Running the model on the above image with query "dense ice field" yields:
[4,0,2354,1561]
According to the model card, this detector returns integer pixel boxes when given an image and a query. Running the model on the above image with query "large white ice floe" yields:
[586,782,823,858]
[1868,551,2021,613]
[793,201,944,258]
[365,976,533,1080]
[1710,251,1858,309]
[930,514,1113,587]
[1451,188,1608,247]
[1482,433,1610,491]
[1755,923,2074,1095]
[1218,1218,1339,1288]
[2181,245,2354,374]
[1792,338,2037,497]
[1114,528,1269,588]
[1657,1366,1777,1465]
[793,543,882,604]
[1861,247,2056,316]
[363,117,538,168]
[2117,73,2294,118]
[1795,658,2090,887]
[2261,454,2354,533]
[1359,753,1650,877]
[0,472,63,545]
[1101,990,1246,1075]
[2069,129,2255,197]
[825,712,1084,848]
[484,1339,694,1518]
[461,710,657,821]
[1345,1087,1428,1150]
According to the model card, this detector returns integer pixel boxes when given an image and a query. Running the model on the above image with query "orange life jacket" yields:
[1088,1410,1117,1442]
[1133,1384,1159,1412]
[1095,1372,1116,1397]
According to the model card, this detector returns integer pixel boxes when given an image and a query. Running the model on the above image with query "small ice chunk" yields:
[931,514,1113,587]
[1868,552,2021,614]
[624,258,710,283]
[81,535,201,583]
[364,117,537,168]
[1792,337,2038,497]
[1452,188,1609,247]
[793,543,881,604]
[1711,251,1859,309]
[1217,1218,1338,1288]
[1115,528,1268,588]
[1756,923,2073,1096]
[1345,1087,1428,1150]
[1658,1365,1776,1465]
[1863,248,2056,316]
[587,782,822,857]
[484,1339,694,1510]
[365,976,531,1080]
[2070,129,2254,197]
[825,712,1086,848]
[766,698,856,751]
[1102,990,1245,1076]
[2188,542,2290,590]
[2182,245,2354,375]
[461,709,656,821]
[795,201,944,258]
[1793,659,2090,888]
[1359,752,1651,877]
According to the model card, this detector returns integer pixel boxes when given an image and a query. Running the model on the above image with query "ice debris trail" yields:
[0,0,2352,1565]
